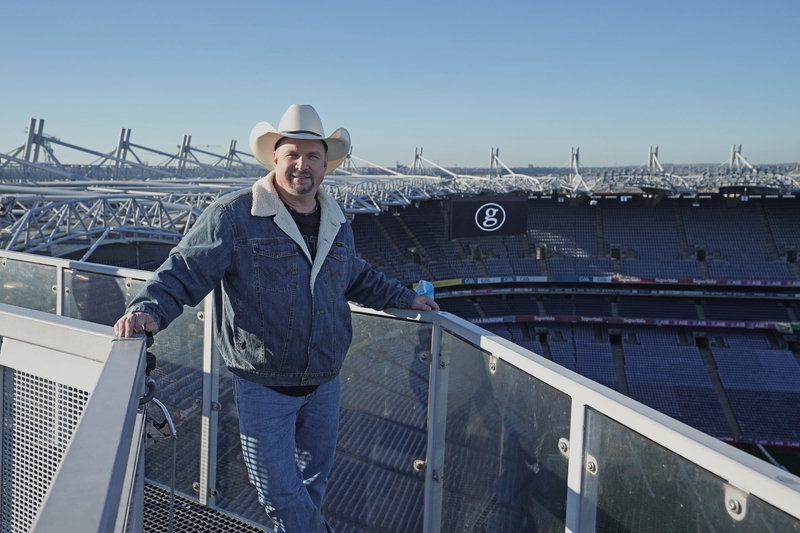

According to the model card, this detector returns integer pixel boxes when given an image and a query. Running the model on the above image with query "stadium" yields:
[1,121,799,531]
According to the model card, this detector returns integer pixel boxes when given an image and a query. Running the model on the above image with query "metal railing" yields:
[0,248,798,531]
[0,303,146,532]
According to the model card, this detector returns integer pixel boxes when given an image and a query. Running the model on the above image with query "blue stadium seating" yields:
[347,196,800,446]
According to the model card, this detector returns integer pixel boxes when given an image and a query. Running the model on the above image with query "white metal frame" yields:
[0,304,147,533]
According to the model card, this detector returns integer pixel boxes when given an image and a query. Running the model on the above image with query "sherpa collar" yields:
[251,172,346,290]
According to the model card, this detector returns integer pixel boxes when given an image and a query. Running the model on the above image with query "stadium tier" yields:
[477,322,800,445]
[347,194,800,449]
[351,195,800,284]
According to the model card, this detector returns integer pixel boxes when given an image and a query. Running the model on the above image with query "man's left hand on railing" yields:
[411,295,439,312]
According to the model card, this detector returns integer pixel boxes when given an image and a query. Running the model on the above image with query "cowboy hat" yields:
[249,104,350,174]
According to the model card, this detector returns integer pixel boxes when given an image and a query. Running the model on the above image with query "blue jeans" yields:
[233,374,339,533]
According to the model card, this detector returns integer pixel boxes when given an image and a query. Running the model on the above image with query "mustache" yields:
[289,171,313,179]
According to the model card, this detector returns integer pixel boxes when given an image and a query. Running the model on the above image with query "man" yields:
[115,104,438,532]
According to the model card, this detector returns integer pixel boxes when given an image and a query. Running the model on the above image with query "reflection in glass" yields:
[213,313,432,532]
[0,259,56,313]
[440,332,571,532]
[582,409,800,532]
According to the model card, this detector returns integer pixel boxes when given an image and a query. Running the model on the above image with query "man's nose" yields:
[295,156,309,170]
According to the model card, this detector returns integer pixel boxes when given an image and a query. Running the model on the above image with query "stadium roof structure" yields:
[2,118,799,255]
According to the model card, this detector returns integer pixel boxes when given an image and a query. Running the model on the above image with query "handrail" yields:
[0,248,154,281]
[0,304,147,532]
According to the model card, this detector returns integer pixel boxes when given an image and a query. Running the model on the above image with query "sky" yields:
[0,0,798,168]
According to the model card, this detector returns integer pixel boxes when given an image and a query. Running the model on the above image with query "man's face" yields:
[272,138,328,200]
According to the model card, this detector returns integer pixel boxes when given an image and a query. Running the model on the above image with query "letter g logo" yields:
[475,203,506,232]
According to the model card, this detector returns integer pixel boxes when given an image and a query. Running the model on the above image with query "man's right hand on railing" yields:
[115,312,159,338]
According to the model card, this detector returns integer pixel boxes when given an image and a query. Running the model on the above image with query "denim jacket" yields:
[127,173,416,386]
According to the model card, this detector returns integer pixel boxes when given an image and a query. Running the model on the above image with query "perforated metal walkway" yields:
[144,483,268,533]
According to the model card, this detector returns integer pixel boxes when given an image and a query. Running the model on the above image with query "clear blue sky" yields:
[1,0,797,167]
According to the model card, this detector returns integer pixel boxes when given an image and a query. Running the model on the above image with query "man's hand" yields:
[114,312,158,338]
[411,295,439,312]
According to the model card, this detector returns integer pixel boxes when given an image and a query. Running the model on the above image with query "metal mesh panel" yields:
[1,368,89,533]
[143,483,267,533]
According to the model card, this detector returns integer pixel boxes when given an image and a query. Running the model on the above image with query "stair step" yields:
[610,343,629,397]
[373,217,406,261]
[537,340,554,361]
[755,199,781,259]
[698,346,744,441]
[595,206,605,257]
[673,202,692,258]
[395,215,433,261]
[696,302,706,320]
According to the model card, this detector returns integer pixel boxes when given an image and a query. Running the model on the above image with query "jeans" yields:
[233,374,339,533]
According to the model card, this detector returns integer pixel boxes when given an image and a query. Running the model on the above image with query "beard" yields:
[285,172,317,196]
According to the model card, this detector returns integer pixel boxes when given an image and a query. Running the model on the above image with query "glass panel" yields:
[440,331,571,532]
[63,268,204,500]
[581,409,800,532]
[213,313,432,532]
[142,307,205,500]
[63,270,145,325]
[0,258,56,313]
[213,363,263,522]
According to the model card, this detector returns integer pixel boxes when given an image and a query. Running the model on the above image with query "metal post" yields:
[225,140,237,169]
[122,128,132,177]
[23,118,37,162]
[177,135,191,171]
[124,129,132,161]
[579,406,602,532]
[423,323,446,533]
[115,129,127,168]
[56,264,64,316]
[198,294,219,506]
[564,401,587,533]
[32,119,44,164]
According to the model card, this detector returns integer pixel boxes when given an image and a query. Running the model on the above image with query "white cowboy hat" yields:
[249,104,350,174]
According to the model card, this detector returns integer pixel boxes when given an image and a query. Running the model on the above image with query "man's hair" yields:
[274,136,328,153]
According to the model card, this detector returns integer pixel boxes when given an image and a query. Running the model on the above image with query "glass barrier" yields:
[212,363,266,523]
[213,313,433,532]
[0,257,56,313]
[581,409,800,532]
[63,269,204,500]
[440,330,571,532]
[141,307,205,499]
[63,270,144,325]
